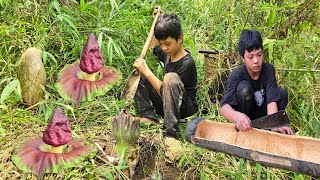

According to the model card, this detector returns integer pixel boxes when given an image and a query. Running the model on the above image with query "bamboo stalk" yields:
[276,68,320,72]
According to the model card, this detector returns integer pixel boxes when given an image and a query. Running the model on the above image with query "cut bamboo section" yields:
[185,118,320,178]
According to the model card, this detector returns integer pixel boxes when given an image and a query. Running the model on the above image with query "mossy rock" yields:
[17,48,46,106]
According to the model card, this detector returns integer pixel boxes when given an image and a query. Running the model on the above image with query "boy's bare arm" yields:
[267,102,278,115]
[220,104,252,132]
[133,57,162,94]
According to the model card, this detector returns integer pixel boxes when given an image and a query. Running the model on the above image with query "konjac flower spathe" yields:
[55,33,122,105]
[11,107,96,178]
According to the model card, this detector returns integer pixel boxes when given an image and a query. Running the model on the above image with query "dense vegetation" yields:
[0,0,319,179]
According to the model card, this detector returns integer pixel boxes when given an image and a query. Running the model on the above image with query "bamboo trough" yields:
[185,118,320,177]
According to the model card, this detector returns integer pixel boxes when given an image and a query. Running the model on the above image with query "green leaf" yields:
[14,80,22,101]
[0,124,6,137]
[1,79,19,103]
[51,0,61,14]
[267,9,276,27]
[98,32,103,49]
[237,158,244,179]
[255,163,262,180]
[246,160,252,179]
[177,155,186,168]
[42,50,47,65]
[79,0,85,10]
[97,168,114,180]
[112,41,124,60]
[107,38,113,65]
[53,102,75,119]
[46,51,58,66]
[44,104,54,122]
[97,27,114,33]
[57,14,79,37]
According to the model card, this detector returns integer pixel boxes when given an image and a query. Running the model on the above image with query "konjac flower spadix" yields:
[11,107,96,178]
[56,33,122,105]
[79,33,103,76]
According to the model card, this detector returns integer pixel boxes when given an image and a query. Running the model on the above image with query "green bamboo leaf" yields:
[260,5,277,9]
[0,123,6,137]
[0,105,7,111]
[15,80,22,100]
[46,51,57,65]
[97,168,114,180]
[98,32,103,49]
[0,77,13,86]
[42,50,47,65]
[50,0,61,14]
[267,9,277,27]
[246,160,252,179]
[0,0,9,6]
[177,155,186,168]
[107,38,113,65]
[256,163,262,180]
[112,40,124,60]
[96,27,114,33]
[268,41,275,63]
[57,14,79,36]
[44,104,54,122]
[266,167,271,180]
[237,158,244,179]
[79,0,85,10]
[53,102,75,119]
[1,79,19,103]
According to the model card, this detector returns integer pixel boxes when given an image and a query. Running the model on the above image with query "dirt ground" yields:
[96,133,198,180]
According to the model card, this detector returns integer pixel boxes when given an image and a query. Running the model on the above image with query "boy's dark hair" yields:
[154,14,182,41]
[238,29,263,58]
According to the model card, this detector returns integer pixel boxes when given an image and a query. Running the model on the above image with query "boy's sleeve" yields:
[152,46,166,63]
[221,68,241,107]
[265,64,281,104]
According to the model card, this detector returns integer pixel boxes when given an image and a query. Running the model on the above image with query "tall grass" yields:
[0,0,319,179]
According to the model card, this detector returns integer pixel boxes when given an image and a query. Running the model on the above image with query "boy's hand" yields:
[149,36,158,48]
[271,126,294,135]
[153,6,164,19]
[235,112,252,132]
[133,58,151,77]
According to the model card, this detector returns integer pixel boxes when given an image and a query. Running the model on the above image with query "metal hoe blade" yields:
[122,70,140,101]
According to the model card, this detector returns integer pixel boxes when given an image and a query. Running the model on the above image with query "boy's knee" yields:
[279,87,288,101]
[163,73,181,87]
[237,80,252,100]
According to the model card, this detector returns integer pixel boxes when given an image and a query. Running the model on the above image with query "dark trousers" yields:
[235,80,288,120]
[134,73,198,138]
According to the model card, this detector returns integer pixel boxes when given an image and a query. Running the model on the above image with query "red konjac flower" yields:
[55,33,122,106]
[12,106,96,178]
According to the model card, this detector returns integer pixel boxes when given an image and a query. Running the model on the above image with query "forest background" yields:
[0,0,319,179]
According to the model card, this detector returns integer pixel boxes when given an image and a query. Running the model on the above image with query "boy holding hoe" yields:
[133,7,198,160]
[220,29,293,135]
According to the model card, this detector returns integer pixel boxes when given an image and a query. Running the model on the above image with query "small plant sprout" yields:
[112,109,140,178]
[56,33,122,106]
[11,107,96,178]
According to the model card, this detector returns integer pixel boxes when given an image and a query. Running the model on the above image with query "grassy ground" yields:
[1,0,320,179]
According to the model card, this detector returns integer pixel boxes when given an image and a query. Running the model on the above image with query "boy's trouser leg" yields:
[162,73,197,138]
[134,75,163,122]
[277,87,288,110]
